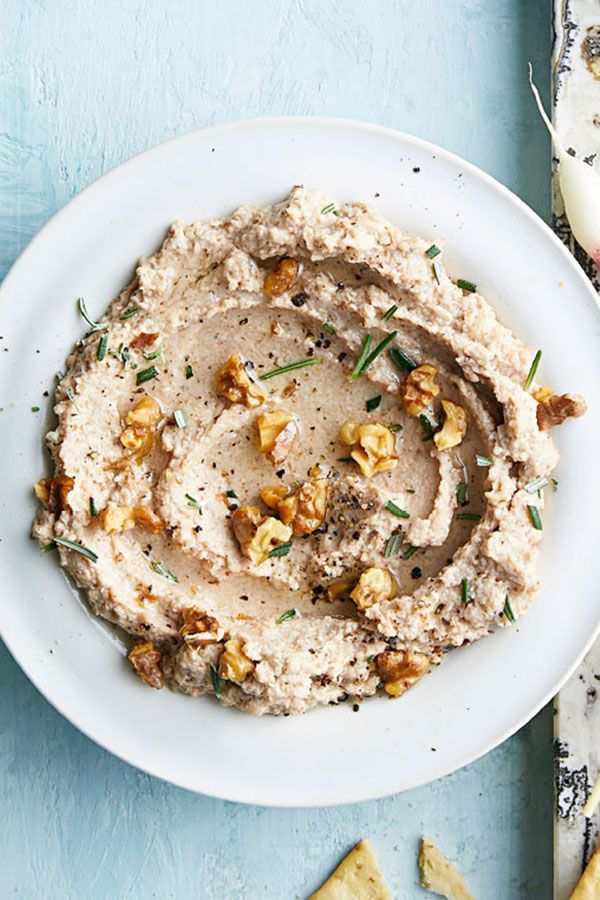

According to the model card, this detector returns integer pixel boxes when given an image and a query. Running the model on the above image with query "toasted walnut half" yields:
[256,409,299,465]
[263,257,299,296]
[532,384,554,403]
[34,475,74,515]
[536,392,587,431]
[400,364,440,416]
[218,638,255,684]
[340,421,398,478]
[350,567,396,610]
[277,479,329,536]
[433,399,468,451]
[231,505,293,565]
[120,395,162,451]
[99,501,136,534]
[128,641,163,689]
[376,649,429,698]
[179,607,220,642]
[215,354,266,408]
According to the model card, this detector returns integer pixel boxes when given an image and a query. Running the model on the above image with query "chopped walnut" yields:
[260,484,289,509]
[34,475,74,515]
[376,649,429,697]
[133,507,166,533]
[99,501,136,534]
[120,395,162,451]
[231,505,293,565]
[179,607,219,642]
[128,641,163,689]
[215,354,266,408]
[433,399,468,451]
[277,478,329,536]
[130,332,160,350]
[340,421,398,478]
[263,257,299,296]
[350,567,396,610]
[400,364,440,416]
[256,409,299,464]
[218,638,255,684]
[536,392,587,431]
[326,580,355,602]
[532,384,554,403]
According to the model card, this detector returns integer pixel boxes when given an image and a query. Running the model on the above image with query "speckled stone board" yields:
[0,2,557,897]
[553,3,600,897]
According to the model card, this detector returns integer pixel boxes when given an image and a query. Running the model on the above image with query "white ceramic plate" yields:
[1,118,599,807]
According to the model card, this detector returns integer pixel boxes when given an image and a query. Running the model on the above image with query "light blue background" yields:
[0,2,553,897]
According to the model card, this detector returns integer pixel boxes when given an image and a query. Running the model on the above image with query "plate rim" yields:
[1,114,599,807]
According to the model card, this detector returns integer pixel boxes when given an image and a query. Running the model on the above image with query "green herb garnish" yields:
[461,577,470,603]
[383,304,398,321]
[551,478,558,492]
[96,334,108,361]
[419,413,435,442]
[89,497,98,517]
[268,542,292,558]
[185,493,202,512]
[358,331,398,376]
[456,278,477,293]
[456,482,469,506]
[136,365,159,386]
[31,406,40,413]
[524,350,542,390]
[210,663,222,697]
[66,386,80,412]
[389,346,417,373]
[406,488,415,494]
[476,454,494,467]
[527,505,543,530]
[120,306,141,320]
[384,532,404,558]
[226,490,238,499]
[77,297,107,333]
[323,322,335,335]
[276,608,297,623]
[367,654,375,664]
[524,476,548,494]
[150,561,179,582]
[143,348,163,361]
[503,595,516,625]
[259,358,319,380]
[385,500,410,519]
[350,335,373,380]
[402,545,418,560]
[457,512,481,522]
[52,536,98,563]
[321,202,336,214]
[366,395,382,412]
[432,260,442,284]
[338,456,354,463]
[425,244,441,259]
[185,364,193,379]
[387,423,403,433]
[173,409,187,428]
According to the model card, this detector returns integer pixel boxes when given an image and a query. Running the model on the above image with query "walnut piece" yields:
[179,607,220,642]
[231,505,293,565]
[130,332,160,350]
[218,638,255,684]
[340,421,398,478]
[376,649,429,698]
[34,475,74,515]
[400,364,440,416]
[99,501,136,534]
[536,392,587,431]
[350,566,396,610]
[532,384,554,403]
[215,354,266,408]
[120,395,162,451]
[277,478,329,536]
[433,399,468,450]
[256,409,299,465]
[326,580,355,602]
[128,641,163,689]
[133,507,167,533]
[263,257,299,296]
[260,484,289,509]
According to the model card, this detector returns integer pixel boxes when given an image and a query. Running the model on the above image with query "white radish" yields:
[529,63,600,267]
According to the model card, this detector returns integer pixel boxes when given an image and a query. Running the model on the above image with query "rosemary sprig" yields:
[268,542,292,558]
[259,358,319,380]
[524,350,542,391]
[52,535,98,563]
[150,561,179,582]
[385,500,410,519]
[77,297,107,332]
[389,346,417,373]
[136,365,159,386]
[350,335,373,380]
[276,608,297,623]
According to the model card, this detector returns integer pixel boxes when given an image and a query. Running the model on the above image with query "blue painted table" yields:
[0,2,553,896]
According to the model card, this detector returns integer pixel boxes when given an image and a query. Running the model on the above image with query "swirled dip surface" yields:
[33,187,585,715]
